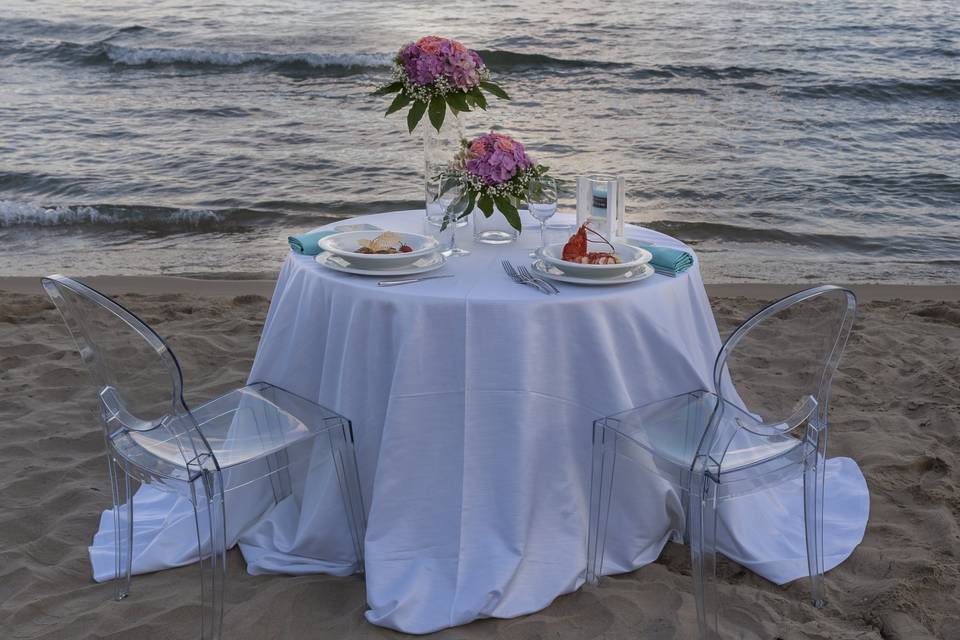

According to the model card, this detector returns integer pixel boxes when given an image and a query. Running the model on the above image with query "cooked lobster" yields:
[561,222,621,264]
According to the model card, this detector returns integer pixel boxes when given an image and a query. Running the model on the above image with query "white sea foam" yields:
[0,200,223,227]
[0,201,116,226]
[103,44,391,69]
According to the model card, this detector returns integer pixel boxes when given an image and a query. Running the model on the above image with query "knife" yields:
[378,274,455,287]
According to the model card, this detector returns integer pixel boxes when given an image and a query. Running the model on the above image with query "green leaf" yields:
[450,191,471,216]
[437,174,459,199]
[407,100,427,132]
[445,92,471,114]
[428,96,447,132]
[469,86,488,110]
[493,195,522,231]
[385,92,412,116]
[440,190,472,230]
[477,193,494,217]
[372,81,403,96]
[479,81,510,100]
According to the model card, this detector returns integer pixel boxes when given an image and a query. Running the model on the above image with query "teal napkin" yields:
[629,240,694,274]
[288,230,337,255]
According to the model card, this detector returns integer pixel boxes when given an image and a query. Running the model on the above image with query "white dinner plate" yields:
[316,251,446,276]
[531,259,654,285]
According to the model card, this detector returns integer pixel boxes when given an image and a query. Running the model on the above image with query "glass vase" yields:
[424,114,467,231]
[473,204,520,244]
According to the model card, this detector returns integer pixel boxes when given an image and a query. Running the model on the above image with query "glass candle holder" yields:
[575,175,626,239]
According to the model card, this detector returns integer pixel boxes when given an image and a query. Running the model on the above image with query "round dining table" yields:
[245,209,724,633]
[88,209,869,634]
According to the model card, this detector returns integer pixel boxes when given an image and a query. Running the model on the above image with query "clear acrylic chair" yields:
[587,285,857,639]
[42,275,367,640]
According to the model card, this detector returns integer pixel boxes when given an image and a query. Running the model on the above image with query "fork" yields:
[501,260,554,295]
[518,265,560,294]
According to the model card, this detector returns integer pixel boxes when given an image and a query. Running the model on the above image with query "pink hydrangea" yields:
[465,133,534,185]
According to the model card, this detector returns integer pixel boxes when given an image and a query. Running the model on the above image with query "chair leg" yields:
[328,420,367,573]
[191,469,227,640]
[690,469,720,640]
[804,429,828,608]
[587,421,617,586]
[107,454,134,601]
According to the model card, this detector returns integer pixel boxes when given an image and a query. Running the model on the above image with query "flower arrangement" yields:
[438,132,549,232]
[373,36,510,133]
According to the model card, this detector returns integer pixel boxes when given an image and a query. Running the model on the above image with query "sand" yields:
[1,277,958,639]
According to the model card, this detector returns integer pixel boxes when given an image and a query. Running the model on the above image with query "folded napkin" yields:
[288,230,337,256]
[629,240,694,274]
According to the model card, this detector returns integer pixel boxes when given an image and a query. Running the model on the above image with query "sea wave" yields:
[0,201,226,229]
[2,39,393,74]
[631,64,812,80]
[12,39,621,74]
[649,220,960,256]
[781,78,960,101]
[0,16,141,40]
[100,43,392,70]
[476,49,625,71]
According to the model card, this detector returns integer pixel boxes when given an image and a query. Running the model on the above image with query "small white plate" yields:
[531,259,654,285]
[316,251,446,277]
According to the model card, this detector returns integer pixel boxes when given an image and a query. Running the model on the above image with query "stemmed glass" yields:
[435,172,470,257]
[527,176,558,257]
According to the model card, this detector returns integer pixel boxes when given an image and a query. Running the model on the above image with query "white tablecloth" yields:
[88,210,868,634]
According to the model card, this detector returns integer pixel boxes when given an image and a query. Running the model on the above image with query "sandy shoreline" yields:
[1,276,957,639]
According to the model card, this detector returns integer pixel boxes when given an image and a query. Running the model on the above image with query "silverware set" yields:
[501,260,559,295]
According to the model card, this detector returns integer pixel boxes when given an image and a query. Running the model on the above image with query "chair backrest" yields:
[700,285,857,475]
[42,275,217,473]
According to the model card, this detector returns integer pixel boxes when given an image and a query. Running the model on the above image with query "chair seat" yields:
[602,390,810,491]
[110,382,344,482]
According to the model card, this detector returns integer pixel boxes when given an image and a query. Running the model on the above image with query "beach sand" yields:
[1,277,957,639]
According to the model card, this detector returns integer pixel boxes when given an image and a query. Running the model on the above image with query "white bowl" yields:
[318,230,439,269]
[539,240,651,278]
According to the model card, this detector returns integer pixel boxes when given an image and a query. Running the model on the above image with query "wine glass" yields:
[436,172,470,257]
[528,175,558,258]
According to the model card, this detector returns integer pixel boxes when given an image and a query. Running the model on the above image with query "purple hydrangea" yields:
[465,133,534,185]
[398,36,484,90]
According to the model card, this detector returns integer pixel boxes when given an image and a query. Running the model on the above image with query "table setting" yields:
[288,211,690,291]
[74,33,869,640]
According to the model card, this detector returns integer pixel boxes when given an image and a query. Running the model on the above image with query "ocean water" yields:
[1,0,958,283]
